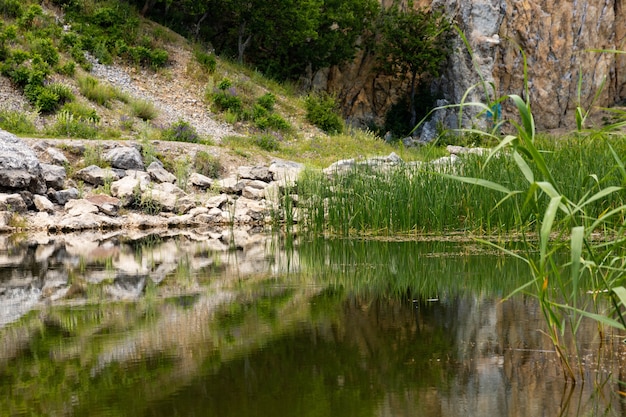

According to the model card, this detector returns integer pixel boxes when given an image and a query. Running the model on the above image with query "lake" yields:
[1,230,625,416]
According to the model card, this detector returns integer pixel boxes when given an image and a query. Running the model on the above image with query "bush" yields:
[55,60,74,76]
[30,38,59,66]
[18,4,43,29]
[256,93,276,111]
[253,133,280,151]
[129,98,158,121]
[77,76,118,107]
[47,83,74,103]
[194,151,221,178]
[48,110,98,138]
[127,46,168,69]
[0,0,23,18]
[0,109,36,134]
[61,101,99,123]
[161,119,199,143]
[305,94,344,134]
[194,50,216,73]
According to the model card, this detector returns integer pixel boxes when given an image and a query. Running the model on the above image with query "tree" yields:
[376,2,452,128]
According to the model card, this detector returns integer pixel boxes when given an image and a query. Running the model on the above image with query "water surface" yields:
[1,232,625,416]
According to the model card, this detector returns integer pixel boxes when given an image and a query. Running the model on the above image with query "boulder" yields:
[0,130,46,194]
[86,194,121,216]
[105,146,145,171]
[0,193,27,212]
[41,163,66,190]
[33,195,54,213]
[216,177,245,194]
[188,172,214,189]
[238,166,273,182]
[53,188,79,205]
[46,147,69,165]
[269,159,305,188]
[65,199,99,217]
[75,165,120,186]
[147,161,176,183]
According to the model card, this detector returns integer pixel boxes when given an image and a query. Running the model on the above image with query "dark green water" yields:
[1,233,625,416]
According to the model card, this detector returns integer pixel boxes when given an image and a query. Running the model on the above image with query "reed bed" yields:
[297,135,626,237]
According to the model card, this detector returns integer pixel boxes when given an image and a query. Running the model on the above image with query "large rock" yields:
[40,163,66,190]
[147,161,176,183]
[105,146,145,171]
[75,165,120,187]
[0,130,46,194]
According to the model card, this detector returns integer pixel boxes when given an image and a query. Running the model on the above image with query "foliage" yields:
[60,101,100,123]
[0,109,36,134]
[77,76,121,107]
[194,151,221,178]
[194,49,216,73]
[139,0,379,80]
[161,119,199,142]
[253,133,280,151]
[129,98,159,121]
[47,110,99,138]
[305,94,343,134]
[376,3,452,127]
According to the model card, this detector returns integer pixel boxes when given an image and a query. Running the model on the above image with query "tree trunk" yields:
[409,71,418,130]
[238,21,252,64]
[193,11,210,41]
[140,0,156,16]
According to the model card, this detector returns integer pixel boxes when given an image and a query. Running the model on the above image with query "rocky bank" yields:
[0,129,304,234]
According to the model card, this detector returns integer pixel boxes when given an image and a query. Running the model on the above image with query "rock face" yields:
[315,0,626,132]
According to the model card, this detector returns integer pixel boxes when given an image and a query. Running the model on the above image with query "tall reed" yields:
[438,41,626,380]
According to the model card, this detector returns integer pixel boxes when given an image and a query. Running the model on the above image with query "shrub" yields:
[18,4,43,29]
[77,76,118,107]
[211,81,243,114]
[194,50,216,73]
[56,61,75,76]
[256,93,276,111]
[30,38,59,66]
[129,98,158,121]
[305,94,344,134]
[127,46,168,69]
[48,110,98,138]
[256,113,290,131]
[0,0,23,18]
[161,119,199,143]
[194,151,221,178]
[0,109,36,134]
[253,133,280,151]
[47,83,75,103]
[61,101,99,123]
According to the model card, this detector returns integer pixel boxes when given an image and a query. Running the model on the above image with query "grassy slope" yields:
[0,0,444,170]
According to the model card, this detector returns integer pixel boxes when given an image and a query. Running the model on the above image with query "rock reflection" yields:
[1,233,626,416]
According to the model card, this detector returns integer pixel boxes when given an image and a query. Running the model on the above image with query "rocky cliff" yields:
[316,0,626,132]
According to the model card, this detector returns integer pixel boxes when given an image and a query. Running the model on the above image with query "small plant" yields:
[253,133,280,151]
[256,93,276,111]
[194,49,216,73]
[81,142,108,168]
[129,98,158,121]
[173,157,191,191]
[48,110,98,138]
[194,151,221,178]
[161,119,199,143]
[61,101,100,123]
[77,76,119,107]
[305,93,344,134]
[56,61,76,76]
[211,86,243,114]
[0,109,36,134]
[119,115,134,131]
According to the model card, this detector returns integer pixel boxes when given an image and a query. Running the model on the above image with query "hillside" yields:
[0,1,440,173]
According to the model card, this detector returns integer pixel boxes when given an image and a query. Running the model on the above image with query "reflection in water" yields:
[0,232,625,416]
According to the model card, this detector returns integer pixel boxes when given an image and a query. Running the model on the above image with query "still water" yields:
[1,230,625,416]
